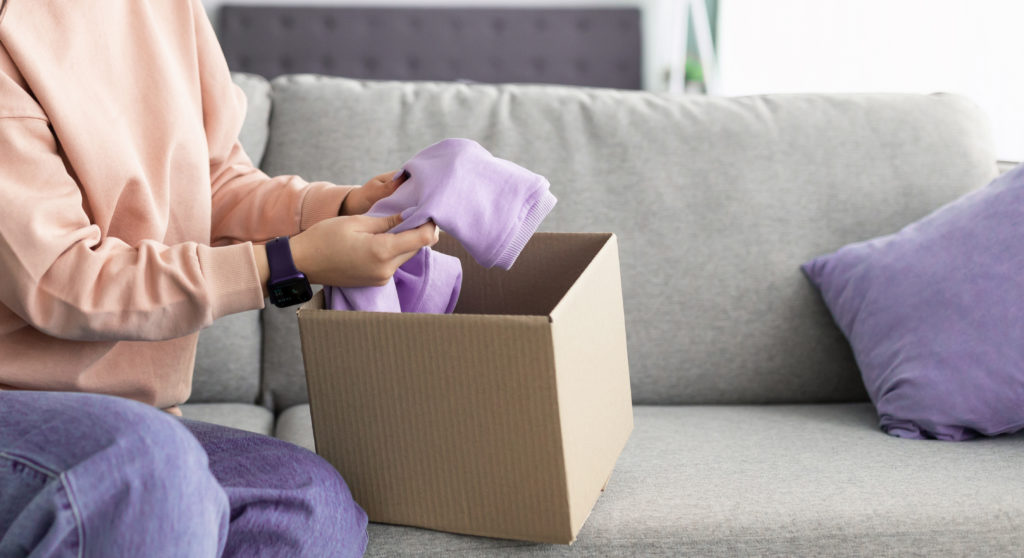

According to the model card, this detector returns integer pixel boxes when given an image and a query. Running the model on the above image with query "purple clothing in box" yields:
[325,138,557,313]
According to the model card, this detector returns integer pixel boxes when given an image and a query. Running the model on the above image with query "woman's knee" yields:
[208,434,368,558]
[1,391,205,471]
[291,448,368,556]
[0,391,229,556]
[70,396,229,552]
[60,393,223,498]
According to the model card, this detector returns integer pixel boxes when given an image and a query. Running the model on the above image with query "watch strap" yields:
[266,236,303,282]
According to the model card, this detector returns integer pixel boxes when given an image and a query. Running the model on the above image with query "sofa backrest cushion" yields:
[260,75,996,405]
[260,298,310,412]
[231,72,272,165]
[192,308,262,404]
[189,73,272,404]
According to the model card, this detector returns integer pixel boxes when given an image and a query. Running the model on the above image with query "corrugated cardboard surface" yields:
[549,235,634,535]
[437,232,598,317]
[298,232,632,544]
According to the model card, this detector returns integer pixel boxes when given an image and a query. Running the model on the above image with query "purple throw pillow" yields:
[802,164,1024,441]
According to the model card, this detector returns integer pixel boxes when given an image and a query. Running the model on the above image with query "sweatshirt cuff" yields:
[299,182,356,231]
[493,186,558,270]
[197,242,266,320]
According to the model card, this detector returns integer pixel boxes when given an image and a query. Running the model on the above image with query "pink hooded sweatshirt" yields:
[0,0,353,411]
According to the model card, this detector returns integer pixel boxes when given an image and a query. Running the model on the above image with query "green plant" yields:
[685,58,704,85]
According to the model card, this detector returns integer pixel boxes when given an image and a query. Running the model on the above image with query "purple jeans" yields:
[0,391,367,557]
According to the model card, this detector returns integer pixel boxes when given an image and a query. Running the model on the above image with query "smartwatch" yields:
[266,236,313,308]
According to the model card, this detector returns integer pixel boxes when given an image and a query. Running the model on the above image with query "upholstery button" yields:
[451,18,463,32]
[576,18,591,32]
[409,16,422,30]
[324,16,337,30]
[280,14,294,29]
[492,18,506,34]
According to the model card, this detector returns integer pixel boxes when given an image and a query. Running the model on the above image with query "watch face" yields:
[270,277,313,308]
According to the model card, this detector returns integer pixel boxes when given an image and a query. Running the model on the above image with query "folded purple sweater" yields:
[325,139,557,313]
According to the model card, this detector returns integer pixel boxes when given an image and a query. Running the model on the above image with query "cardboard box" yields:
[297,232,633,544]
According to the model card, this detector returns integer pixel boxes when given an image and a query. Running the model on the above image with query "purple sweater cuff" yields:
[493,187,558,270]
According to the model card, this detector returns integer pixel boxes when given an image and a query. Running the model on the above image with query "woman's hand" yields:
[289,213,438,287]
[252,170,428,295]
[339,170,410,216]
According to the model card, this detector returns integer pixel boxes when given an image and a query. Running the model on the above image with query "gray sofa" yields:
[180,72,1024,556]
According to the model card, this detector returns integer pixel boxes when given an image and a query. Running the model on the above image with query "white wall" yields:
[204,0,687,92]
[718,0,1024,161]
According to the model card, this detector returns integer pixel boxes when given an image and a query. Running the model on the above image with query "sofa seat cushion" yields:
[278,403,1024,556]
[274,403,316,452]
[178,402,275,436]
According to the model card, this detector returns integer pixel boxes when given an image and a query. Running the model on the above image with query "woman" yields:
[0,0,435,555]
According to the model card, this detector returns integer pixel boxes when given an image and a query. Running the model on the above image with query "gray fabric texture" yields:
[260,76,998,405]
[259,288,320,412]
[231,72,272,165]
[359,404,1024,557]
[218,7,641,89]
[178,402,275,436]
[190,309,262,404]
[274,403,315,452]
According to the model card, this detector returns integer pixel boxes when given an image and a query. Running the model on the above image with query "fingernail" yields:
[391,169,410,184]
[433,226,441,243]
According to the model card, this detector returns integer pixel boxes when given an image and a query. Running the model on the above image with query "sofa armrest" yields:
[997,160,1020,175]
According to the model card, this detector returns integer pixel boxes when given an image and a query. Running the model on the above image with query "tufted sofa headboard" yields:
[217,5,642,89]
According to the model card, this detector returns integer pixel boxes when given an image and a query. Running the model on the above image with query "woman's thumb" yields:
[359,213,403,233]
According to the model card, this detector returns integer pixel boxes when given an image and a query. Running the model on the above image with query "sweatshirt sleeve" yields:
[191,0,355,246]
[0,115,265,342]
[0,40,263,341]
